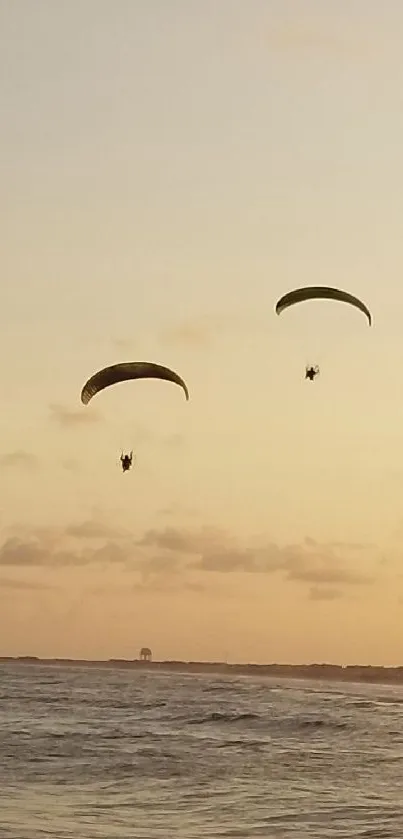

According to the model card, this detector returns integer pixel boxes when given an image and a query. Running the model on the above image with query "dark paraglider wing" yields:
[275,286,372,326]
[81,361,190,405]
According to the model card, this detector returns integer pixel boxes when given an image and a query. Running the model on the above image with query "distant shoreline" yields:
[1,657,403,687]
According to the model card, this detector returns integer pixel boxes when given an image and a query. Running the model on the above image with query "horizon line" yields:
[1,656,403,672]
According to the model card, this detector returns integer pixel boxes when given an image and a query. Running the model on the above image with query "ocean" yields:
[0,663,402,838]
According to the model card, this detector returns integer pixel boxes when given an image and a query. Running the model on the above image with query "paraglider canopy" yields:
[275,286,372,327]
[81,361,189,406]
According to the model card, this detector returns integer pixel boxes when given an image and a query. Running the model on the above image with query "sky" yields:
[2,0,403,665]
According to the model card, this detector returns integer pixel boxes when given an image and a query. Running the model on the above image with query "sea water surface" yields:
[0,663,402,838]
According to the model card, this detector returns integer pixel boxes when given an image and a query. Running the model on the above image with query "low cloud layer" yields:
[139,526,376,589]
[0,536,129,568]
[0,520,379,598]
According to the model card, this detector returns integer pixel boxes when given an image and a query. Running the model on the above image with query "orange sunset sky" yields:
[2,0,403,665]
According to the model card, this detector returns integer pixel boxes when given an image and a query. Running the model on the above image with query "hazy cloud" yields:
[309,586,343,602]
[185,581,206,593]
[138,554,180,579]
[112,338,137,352]
[0,450,39,470]
[265,18,378,60]
[305,537,373,552]
[283,540,373,587]
[159,310,264,350]
[139,525,376,589]
[0,534,131,569]
[289,566,370,585]
[157,504,198,518]
[164,432,185,448]
[88,576,207,597]
[0,576,53,591]
[131,577,208,595]
[61,458,81,472]
[328,540,374,552]
[89,542,130,566]
[131,424,186,449]
[65,520,126,540]
[195,546,284,574]
[0,537,84,568]
[49,403,102,427]
[131,580,178,595]
[267,23,349,54]
[0,517,139,569]
[87,583,128,596]
[286,548,372,585]
[131,424,158,445]
[138,525,227,555]
[196,549,255,573]
[159,318,215,349]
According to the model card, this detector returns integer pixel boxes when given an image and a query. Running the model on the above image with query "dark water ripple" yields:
[0,664,403,837]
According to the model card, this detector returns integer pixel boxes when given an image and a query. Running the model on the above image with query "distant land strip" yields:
[1,657,403,686]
